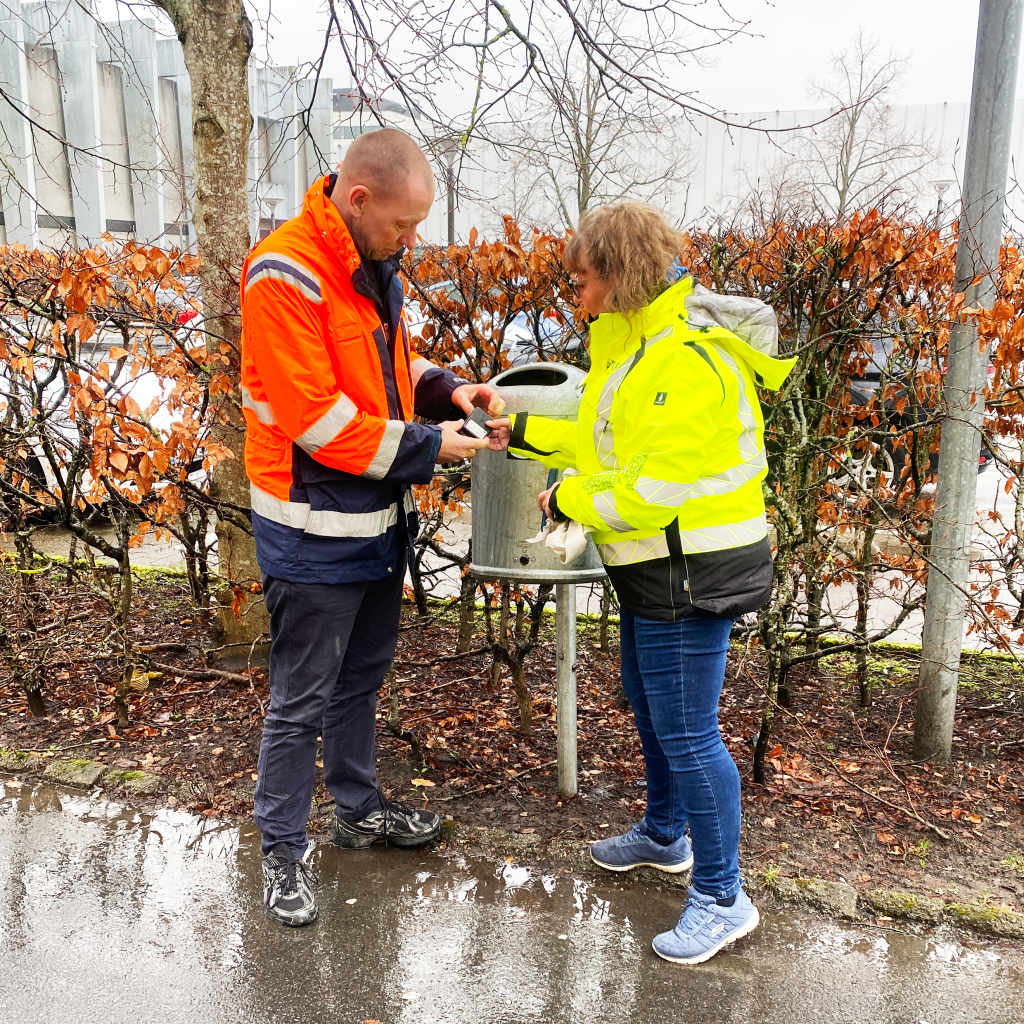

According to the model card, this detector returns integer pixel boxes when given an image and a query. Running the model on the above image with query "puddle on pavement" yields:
[1,780,1022,1024]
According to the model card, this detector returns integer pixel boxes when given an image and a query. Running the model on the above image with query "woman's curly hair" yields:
[564,201,685,315]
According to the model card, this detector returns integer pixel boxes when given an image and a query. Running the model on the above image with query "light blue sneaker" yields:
[652,887,760,965]
[589,822,694,873]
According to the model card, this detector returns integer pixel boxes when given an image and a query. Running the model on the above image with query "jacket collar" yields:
[589,276,694,369]
[305,174,362,279]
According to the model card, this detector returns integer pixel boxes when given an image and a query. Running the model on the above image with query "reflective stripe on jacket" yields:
[508,275,795,572]
[241,174,461,584]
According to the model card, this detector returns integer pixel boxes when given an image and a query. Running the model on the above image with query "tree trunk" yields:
[25,685,46,718]
[528,584,553,643]
[111,511,136,728]
[776,662,791,709]
[855,525,876,708]
[510,661,532,735]
[177,507,211,607]
[11,535,47,716]
[153,0,265,650]
[804,574,823,656]
[513,589,526,639]
[457,570,476,653]
[385,668,423,764]
[409,547,430,617]
[14,529,33,571]
[755,541,796,785]
[489,581,510,689]
[1014,599,1024,630]
[481,582,494,643]
[753,651,784,785]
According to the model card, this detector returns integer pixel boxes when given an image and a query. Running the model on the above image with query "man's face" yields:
[334,174,434,261]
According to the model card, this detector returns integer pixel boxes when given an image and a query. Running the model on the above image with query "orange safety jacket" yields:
[240,174,464,583]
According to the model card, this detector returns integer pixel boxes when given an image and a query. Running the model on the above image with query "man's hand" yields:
[486,416,511,451]
[436,420,489,464]
[452,383,505,417]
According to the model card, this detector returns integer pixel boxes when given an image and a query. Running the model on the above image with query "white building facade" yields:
[403,102,1024,239]
[0,0,333,249]
[3,2,1023,253]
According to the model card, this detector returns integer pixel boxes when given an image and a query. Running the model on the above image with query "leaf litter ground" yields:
[0,568,1022,913]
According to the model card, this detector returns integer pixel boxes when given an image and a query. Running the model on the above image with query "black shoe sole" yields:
[333,821,442,850]
[387,824,442,848]
[263,905,319,927]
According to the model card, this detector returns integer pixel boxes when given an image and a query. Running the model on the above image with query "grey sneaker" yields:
[653,887,760,965]
[262,843,319,927]
[590,822,694,873]
[333,794,441,850]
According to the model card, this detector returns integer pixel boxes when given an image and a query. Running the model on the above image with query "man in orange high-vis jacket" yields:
[242,129,502,927]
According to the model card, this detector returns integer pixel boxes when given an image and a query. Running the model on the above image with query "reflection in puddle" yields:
[0,779,1021,1024]
[500,862,533,891]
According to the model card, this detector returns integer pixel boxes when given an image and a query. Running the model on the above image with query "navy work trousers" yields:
[253,568,403,857]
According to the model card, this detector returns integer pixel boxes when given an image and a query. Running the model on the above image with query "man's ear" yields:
[347,183,370,217]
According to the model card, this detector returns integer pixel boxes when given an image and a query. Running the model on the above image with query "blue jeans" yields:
[619,610,742,900]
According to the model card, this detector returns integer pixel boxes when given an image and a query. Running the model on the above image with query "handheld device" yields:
[457,407,494,440]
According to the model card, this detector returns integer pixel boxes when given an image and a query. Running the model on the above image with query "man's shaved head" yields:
[331,128,436,259]
[338,128,435,195]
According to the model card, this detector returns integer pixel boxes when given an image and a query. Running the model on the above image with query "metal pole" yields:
[446,153,456,246]
[555,582,577,798]
[916,0,1024,762]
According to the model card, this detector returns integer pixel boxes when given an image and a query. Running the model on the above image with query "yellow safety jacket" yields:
[509,275,796,616]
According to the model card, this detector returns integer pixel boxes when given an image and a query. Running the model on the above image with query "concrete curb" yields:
[102,769,163,796]
[0,749,42,773]
[854,888,1024,939]
[43,758,106,788]
[764,875,859,919]
[0,751,209,803]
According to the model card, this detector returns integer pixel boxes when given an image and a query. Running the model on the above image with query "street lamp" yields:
[931,179,955,219]
[263,197,282,237]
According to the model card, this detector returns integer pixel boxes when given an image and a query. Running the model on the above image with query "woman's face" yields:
[571,252,613,317]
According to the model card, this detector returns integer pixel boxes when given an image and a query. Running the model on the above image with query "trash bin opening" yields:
[496,365,570,387]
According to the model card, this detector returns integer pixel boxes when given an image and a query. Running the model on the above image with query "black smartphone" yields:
[458,407,494,439]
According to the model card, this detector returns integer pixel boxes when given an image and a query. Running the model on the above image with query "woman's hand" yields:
[537,484,556,517]
[487,416,511,451]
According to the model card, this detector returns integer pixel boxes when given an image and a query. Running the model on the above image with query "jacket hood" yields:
[706,330,796,391]
[589,275,795,392]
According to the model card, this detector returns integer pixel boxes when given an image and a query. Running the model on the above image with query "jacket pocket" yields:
[681,536,773,617]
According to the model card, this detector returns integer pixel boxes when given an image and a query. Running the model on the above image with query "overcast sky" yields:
[247,0,993,114]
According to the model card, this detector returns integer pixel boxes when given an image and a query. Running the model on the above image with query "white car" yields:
[404,281,581,373]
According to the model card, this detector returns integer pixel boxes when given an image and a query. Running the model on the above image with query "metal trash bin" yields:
[469,362,606,584]
[467,361,605,801]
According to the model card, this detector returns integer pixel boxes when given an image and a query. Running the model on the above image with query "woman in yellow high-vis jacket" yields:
[490,202,795,965]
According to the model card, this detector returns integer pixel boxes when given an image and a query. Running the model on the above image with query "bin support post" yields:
[555,582,577,798]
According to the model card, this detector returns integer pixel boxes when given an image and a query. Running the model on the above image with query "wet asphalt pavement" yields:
[0,781,1021,1024]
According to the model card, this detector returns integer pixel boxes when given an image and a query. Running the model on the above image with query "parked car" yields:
[843,332,994,487]
[404,281,581,373]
